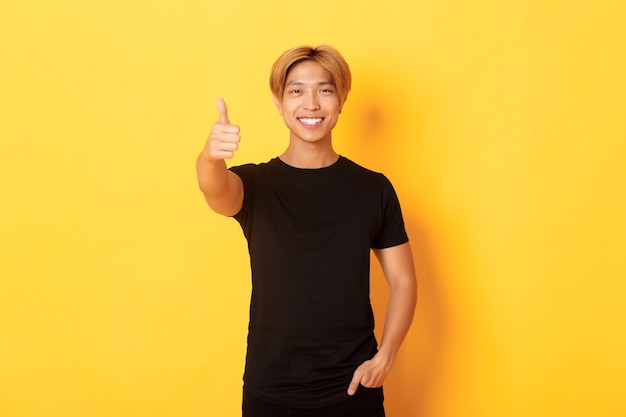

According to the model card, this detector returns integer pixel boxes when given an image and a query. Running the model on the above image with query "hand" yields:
[347,352,393,396]
[204,98,240,160]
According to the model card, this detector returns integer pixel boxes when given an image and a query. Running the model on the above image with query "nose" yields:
[303,92,320,111]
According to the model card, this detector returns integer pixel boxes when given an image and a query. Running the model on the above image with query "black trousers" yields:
[242,386,386,417]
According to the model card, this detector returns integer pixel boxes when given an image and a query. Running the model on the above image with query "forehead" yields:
[285,60,334,84]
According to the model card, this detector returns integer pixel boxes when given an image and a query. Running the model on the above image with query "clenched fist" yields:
[204,98,240,160]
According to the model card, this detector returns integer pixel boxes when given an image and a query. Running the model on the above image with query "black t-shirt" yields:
[230,156,408,408]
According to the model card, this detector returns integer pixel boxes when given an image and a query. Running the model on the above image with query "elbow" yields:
[389,274,417,301]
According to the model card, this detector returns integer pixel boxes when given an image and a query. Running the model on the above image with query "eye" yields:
[289,89,302,94]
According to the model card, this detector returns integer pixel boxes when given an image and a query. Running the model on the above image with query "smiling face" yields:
[274,60,344,147]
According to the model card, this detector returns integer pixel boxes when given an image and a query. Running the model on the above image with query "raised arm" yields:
[348,241,418,395]
[196,98,244,217]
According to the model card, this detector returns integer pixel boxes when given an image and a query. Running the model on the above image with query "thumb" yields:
[216,97,230,124]
[347,370,362,396]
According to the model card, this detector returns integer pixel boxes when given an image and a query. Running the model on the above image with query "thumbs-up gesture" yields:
[205,98,240,160]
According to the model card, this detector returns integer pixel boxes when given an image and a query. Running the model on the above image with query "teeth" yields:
[299,118,323,126]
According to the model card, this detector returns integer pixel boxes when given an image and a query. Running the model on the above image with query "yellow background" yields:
[1,1,625,416]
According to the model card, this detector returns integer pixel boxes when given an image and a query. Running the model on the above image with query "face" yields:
[274,60,344,146]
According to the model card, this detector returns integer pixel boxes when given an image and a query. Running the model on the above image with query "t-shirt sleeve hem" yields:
[371,235,409,250]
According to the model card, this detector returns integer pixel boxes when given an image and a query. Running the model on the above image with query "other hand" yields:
[347,352,393,396]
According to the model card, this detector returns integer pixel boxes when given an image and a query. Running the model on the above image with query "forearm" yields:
[377,278,417,364]
[196,150,229,198]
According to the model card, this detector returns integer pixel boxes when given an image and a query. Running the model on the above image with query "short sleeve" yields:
[371,176,409,249]
[229,164,255,226]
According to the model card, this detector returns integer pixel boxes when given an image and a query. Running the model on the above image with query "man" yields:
[196,45,417,417]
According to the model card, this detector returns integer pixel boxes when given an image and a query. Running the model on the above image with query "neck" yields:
[279,142,339,169]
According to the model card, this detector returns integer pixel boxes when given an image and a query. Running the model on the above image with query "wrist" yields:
[377,344,397,363]
[198,150,228,167]
[373,348,395,372]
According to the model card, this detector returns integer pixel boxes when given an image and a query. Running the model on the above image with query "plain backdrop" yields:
[1,1,625,416]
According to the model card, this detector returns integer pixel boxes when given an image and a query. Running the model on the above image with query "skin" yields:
[196,60,417,396]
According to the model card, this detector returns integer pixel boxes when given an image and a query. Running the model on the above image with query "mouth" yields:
[297,117,324,127]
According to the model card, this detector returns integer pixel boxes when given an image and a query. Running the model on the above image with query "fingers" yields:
[217,97,230,124]
[347,357,390,396]
[209,136,239,159]
[208,125,240,159]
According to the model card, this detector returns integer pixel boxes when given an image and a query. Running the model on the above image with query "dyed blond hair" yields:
[269,45,352,104]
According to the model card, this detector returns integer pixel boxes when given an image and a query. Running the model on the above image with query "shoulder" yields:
[229,158,280,178]
[338,157,391,185]
[339,156,376,173]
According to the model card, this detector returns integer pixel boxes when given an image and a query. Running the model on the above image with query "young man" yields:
[196,45,417,417]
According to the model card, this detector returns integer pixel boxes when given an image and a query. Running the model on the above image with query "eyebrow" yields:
[285,80,335,87]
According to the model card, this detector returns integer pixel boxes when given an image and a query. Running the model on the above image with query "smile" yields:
[298,117,324,126]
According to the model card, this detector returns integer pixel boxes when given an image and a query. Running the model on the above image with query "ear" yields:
[273,96,283,116]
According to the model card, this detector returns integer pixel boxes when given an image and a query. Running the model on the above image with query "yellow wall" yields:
[1,1,625,416]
